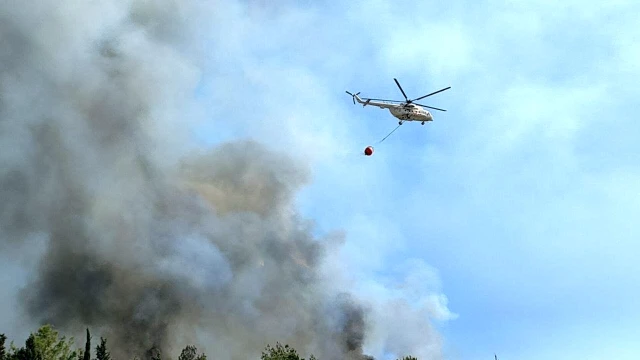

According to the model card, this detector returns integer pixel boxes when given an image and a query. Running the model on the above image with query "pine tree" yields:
[261,343,304,360]
[178,345,207,360]
[83,329,90,360]
[0,334,7,360]
[12,334,42,360]
[32,325,76,360]
[178,346,196,360]
[95,338,110,360]
[146,346,161,360]
[8,325,79,360]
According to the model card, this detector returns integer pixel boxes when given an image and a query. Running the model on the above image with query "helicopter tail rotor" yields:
[345,91,360,104]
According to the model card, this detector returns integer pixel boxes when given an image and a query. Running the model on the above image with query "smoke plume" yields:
[1,1,451,359]
[0,1,376,359]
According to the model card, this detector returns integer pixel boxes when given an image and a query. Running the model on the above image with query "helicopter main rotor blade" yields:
[415,103,447,112]
[411,86,451,102]
[364,98,406,103]
[393,78,409,101]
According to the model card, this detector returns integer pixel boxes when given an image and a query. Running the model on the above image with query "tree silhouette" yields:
[95,338,110,360]
[12,334,42,360]
[178,345,196,360]
[35,325,77,360]
[0,334,7,360]
[8,325,79,360]
[0,325,423,360]
[83,329,90,360]
[177,345,206,360]
[146,346,161,360]
[261,343,316,360]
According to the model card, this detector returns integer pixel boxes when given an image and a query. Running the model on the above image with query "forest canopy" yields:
[0,325,419,360]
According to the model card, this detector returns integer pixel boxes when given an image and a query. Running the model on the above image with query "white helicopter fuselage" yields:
[388,104,432,121]
[353,94,433,123]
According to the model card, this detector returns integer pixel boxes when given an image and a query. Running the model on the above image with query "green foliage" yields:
[1,334,7,360]
[11,334,41,360]
[8,325,78,360]
[178,345,197,360]
[261,343,317,360]
[178,345,206,360]
[34,325,78,360]
[3,326,425,360]
[261,343,298,360]
[95,338,110,360]
[146,346,161,360]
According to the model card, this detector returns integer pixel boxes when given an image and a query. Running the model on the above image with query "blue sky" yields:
[191,1,640,359]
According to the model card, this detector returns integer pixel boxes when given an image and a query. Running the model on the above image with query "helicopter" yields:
[346,78,450,125]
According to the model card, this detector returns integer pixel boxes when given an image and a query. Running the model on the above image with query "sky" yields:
[190,1,640,359]
[1,0,639,359]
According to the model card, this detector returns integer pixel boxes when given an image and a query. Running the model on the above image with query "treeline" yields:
[0,325,418,360]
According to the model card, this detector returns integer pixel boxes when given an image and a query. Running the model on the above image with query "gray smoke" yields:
[0,1,376,359]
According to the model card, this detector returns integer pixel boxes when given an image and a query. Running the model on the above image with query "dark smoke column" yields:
[0,1,379,354]
[0,2,449,360]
